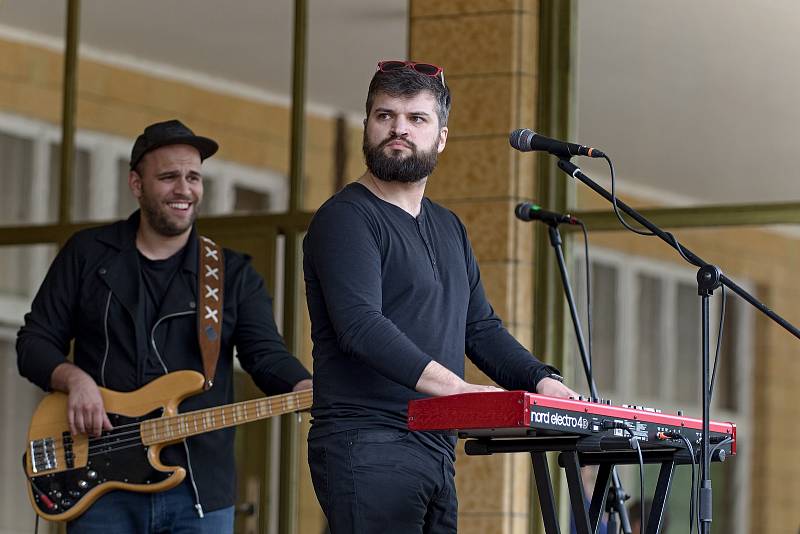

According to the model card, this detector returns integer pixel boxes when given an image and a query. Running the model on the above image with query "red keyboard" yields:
[408,391,736,454]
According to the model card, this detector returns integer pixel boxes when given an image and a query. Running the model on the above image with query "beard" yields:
[363,133,439,183]
[139,189,198,237]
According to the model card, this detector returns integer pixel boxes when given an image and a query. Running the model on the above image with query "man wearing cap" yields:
[17,119,312,533]
[304,62,577,532]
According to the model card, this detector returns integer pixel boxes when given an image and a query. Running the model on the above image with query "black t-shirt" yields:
[303,183,551,458]
[139,247,186,381]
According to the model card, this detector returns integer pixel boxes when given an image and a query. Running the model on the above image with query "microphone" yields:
[509,128,605,159]
[515,202,580,225]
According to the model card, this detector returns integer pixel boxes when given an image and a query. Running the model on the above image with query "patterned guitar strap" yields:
[198,235,224,390]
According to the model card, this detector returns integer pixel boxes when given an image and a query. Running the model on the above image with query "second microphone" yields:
[515,202,580,226]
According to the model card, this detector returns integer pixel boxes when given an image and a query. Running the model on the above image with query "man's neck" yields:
[358,171,427,217]
[136,223,191,260]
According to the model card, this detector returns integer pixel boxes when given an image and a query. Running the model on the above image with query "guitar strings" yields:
[41,389,312,452]
[45,388,312,441]
[30,391,313,464]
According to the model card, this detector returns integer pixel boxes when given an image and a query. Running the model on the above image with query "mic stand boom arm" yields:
[556,157,800,534]
[556,158,800,340]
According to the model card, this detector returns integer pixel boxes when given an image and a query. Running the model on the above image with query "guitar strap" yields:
[198,235,224,390]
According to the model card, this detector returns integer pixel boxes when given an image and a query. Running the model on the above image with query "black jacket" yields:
[17,211,311,512]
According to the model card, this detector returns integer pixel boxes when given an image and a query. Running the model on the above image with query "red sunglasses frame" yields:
[376,60,446,85]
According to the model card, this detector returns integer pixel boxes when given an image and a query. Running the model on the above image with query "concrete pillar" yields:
[409,2,542,532]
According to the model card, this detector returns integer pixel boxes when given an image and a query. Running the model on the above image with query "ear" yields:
[128,169,143,199]
[436,126,448,153]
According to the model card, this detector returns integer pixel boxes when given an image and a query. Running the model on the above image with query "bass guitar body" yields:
[26,371,216,521]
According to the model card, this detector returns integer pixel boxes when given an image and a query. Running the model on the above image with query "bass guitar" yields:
[23,370,311,521]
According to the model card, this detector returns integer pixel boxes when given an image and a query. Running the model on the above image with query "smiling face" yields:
[129,144,203,238]
[362,90,448,183]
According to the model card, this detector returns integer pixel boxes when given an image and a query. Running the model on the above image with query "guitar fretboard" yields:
[140,390,312,445]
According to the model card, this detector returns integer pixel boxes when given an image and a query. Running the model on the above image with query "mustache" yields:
[379,135,415,151]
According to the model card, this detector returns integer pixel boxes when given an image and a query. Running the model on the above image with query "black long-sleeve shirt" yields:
[303,183,554,453]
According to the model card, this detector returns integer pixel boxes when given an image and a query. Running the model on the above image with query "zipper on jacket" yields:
[151,309,205,517]
[99,290,113,387]
[149,310,195,374]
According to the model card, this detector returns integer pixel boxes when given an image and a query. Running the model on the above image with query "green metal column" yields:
[58,0,81,230]
[531,2,577,533]
[533,0,576,374]
[279,1,308,533]
[288,0,307,215]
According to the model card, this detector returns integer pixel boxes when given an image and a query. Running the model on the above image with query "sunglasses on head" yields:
[377,60,446,86]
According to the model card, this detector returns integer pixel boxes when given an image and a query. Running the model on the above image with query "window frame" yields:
[569,244,753,533]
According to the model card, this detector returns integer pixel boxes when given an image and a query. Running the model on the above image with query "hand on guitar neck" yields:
[292,378,313,392]
[50,363,113,438]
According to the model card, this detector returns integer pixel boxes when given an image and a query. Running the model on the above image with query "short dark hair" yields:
[365,66,451,127]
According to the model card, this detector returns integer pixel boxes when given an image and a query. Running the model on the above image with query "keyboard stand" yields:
[464,436,677,534]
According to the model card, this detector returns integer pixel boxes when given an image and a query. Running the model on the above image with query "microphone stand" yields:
[544,221,632,534]
[555,157,800,534]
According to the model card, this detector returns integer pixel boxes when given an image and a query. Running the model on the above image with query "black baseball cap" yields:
[129,119,218,170]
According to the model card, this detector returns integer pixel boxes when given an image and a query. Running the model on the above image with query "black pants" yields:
[308,429,457,534]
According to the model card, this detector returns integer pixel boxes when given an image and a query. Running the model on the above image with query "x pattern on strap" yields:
[205,264,220,280]
[204,245,219,261]
[204,305,219,323]
[205,285,220,301]
[198,236,223,390]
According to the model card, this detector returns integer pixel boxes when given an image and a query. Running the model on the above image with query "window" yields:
[675,281,702,403]
[0,132,34,225]
[116,157,138,217]
[49,142,91,222]
[589,262,619,392]
[234,186,272,214]
[569,246,753,534]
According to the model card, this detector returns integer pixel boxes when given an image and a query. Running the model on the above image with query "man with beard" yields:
[303,62,577,533]
[17,119,312,533]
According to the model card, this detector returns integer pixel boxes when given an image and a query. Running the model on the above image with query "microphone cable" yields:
[692,436,733,534]
[632,436,645,534]
[602,151,732,533]
[604,421,645,534]
[605,154,652,237]
[603,154,695,265]
[603,151,700,291]
[709,285,727,401]
[602,153,728,404]
[658,430,699,534]
[576,219,595,396]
